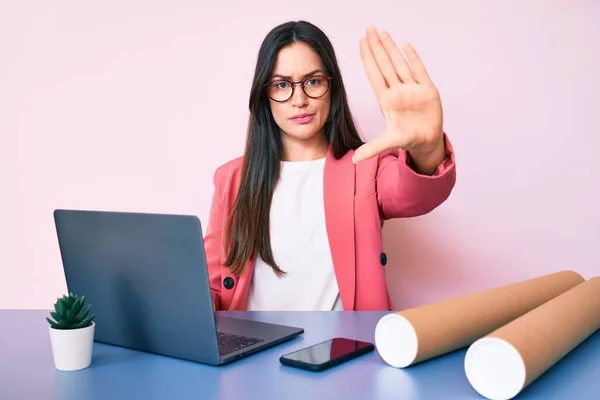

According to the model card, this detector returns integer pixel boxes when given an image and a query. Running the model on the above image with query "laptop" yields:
[52,209,304,366]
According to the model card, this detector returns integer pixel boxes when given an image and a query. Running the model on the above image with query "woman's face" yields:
[265,42,331,148]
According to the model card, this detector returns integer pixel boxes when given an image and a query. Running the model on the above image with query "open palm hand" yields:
[353,26,444,165]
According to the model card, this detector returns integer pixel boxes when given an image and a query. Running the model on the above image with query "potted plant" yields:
[47,292,96,371]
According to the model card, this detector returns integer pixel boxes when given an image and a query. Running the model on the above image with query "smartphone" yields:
[279,337,375,372]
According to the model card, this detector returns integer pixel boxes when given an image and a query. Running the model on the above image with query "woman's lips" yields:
[290,113,314,124]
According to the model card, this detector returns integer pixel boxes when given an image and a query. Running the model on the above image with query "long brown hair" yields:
[223,20,364,277]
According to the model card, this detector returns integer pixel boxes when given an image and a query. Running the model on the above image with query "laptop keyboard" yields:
[217,332,264,355]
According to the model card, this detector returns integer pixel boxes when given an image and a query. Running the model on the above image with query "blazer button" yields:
[223,277,235,290]
[380,252,387,266]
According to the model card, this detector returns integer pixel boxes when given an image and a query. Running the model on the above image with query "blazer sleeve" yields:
[376,133,456,220]
[203,167,226,310]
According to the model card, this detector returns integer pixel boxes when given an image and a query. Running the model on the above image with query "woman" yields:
[204,20,456,311]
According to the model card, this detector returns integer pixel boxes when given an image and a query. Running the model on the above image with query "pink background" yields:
[2,1,599,309]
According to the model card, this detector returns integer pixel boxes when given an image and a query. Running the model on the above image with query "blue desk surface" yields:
[1,310,599,399]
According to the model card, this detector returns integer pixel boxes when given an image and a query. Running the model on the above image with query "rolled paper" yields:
[374,270,584,368]
[464,276,600,400]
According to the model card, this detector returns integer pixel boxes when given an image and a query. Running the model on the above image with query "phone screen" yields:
[280,337,374,368]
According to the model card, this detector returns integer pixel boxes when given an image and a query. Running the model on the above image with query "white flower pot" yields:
[49,322,95,371]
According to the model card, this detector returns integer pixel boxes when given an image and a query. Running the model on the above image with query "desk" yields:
[1,310,598,399]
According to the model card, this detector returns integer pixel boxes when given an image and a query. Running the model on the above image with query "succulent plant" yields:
[47,292,95,330]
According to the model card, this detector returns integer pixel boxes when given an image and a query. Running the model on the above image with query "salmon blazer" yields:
[204,134,456,310]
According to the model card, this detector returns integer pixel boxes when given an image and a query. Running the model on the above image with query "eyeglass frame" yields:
[263,75,334,103]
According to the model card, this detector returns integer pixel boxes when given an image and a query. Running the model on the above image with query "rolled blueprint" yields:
[464,276,600,400]
[374,270,584,368]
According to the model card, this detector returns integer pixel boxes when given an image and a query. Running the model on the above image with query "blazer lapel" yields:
[324,148,356,310]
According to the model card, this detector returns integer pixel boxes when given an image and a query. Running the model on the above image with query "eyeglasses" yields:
[264,75,333,102]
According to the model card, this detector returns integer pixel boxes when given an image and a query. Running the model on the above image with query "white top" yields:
[246,157,343,311]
